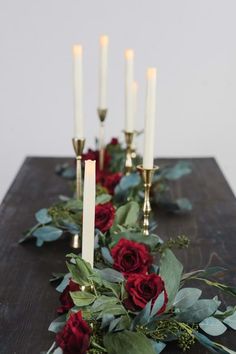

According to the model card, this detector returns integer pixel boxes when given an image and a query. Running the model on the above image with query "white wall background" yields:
[0,0,236,202]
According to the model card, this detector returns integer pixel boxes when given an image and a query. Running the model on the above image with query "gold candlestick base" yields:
[137,165,159,236]
[97,108,108,171]
[72,138,85,249]
[70,234,82,249]
[124,131,135,175]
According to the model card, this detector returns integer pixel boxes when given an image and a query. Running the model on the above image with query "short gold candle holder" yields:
[97,108,108,171]
[71,137,85,249]
[124,131,135,175]
[81,284,95,292]
[137,165,159,236]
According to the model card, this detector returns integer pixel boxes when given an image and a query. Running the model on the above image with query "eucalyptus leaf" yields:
[199,316,227,336]
[66,256,94,286]
[159,249,183,309]
[92,296,119,313]
[114,201,140,227]
[131,300,152,330]
[101,314,115,329]
[96,194,112,204]
[98,268,124,283]
[151,292,165,317]
[48,314,67,333]
[223,312,236,330]
[116,173,141,191]
[176,198,192,211]
[176,299,220,323]
[70,291,96,306]
[101,247,114,265]
[65,198,83,211]
[194,332,236,353]
[56,273,71,293]
[104,330,156,354]
[110,231,162,251]
[149,340,166,354]
[98,303,127,317]
[33,226,63,246]
[174,288,202,310]
[161,161,192,181]
[35,208,52,224]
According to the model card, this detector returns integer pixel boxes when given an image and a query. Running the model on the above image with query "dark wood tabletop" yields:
[0,157,236,354]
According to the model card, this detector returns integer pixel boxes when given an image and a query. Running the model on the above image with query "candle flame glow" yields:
[125,49,134,60]
[100,35,109,46]
[147,68,157,79]
[73,45,83,57]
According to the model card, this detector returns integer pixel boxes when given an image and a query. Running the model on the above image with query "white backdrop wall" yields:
[0,0,236,202]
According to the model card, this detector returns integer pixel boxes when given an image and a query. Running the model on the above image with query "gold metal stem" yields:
[124,131,135,175]
[137,165,159,236]
[71,138,85,249]
[97,108,108,171]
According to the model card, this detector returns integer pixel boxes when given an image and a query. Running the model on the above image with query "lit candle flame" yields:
[125,49,134,60]
[73,44,83,57]
[147,67,157,79]
[100,35,109,46]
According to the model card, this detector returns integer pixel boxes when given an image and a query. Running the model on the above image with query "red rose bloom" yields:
[82,148,111,171]
[124,273,168,314]
[57,280,80,314]
[111,238,152,276]
[104,172,122,194]
[95,202,115,233]
[56,311,91,354]
[96,171,122,195]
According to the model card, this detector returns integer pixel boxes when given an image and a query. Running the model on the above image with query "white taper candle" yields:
[73,45,84,138]
[82,160,96,267]
[98,35,109,109]
[143,68,157,169]
[125,49,134,132]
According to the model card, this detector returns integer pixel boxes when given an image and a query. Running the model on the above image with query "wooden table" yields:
[0,157,236,353]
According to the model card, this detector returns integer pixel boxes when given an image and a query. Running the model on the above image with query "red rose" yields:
[56,311,91,354]
[124,273,168,314]
[82,148,111,171]
[95,202,115,233]
[111,238,152,276]
[104,172,122,194]
[109,137,119,145]
[57,280,80,314]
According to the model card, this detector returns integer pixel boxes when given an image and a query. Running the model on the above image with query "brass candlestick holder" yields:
[97,108,108,171]
[124,131,135,175]
[71,137,85,249]
[137,165,159,236]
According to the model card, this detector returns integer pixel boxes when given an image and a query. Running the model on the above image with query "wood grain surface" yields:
[0,157,235,353]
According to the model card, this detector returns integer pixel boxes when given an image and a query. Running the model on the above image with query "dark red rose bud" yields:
[124,273,168,314]
[110,137,119,145]
[82,148,111,172]
[56,311,91,354]
[111,238,152,276]
[57,280,80,314]
[95,202,115,233]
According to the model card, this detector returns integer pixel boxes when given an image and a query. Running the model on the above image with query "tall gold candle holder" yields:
[97,108,107,171]
[71,137,85,249]
[124,131,135,175]
[137,165,159,236]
